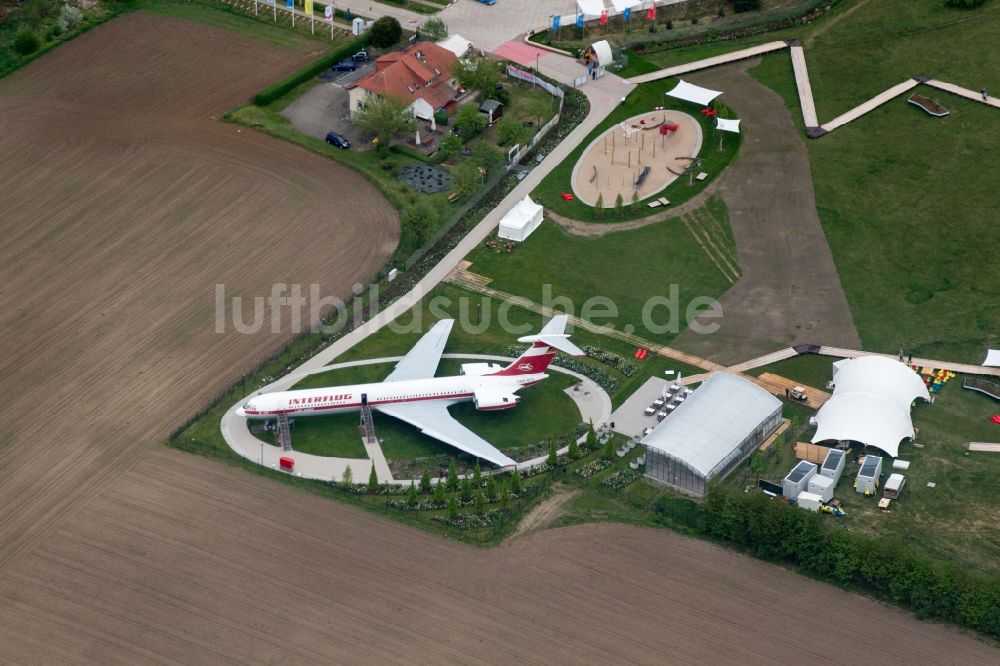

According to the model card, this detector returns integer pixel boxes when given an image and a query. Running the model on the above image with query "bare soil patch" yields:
[510,484,580,539]
[0,11,397,572]
[0,449,995,662]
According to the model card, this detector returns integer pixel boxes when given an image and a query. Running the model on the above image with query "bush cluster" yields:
[583,346,637,377]
[700,487,1000,639]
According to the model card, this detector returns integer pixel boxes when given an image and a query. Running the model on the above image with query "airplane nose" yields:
[235,406,247,417]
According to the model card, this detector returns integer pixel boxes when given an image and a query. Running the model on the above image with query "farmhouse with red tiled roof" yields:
[348,42,460,121]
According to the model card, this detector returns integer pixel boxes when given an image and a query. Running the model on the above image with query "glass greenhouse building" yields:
[642,372,783,496]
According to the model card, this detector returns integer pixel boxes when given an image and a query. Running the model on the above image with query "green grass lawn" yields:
[532,81,741,221]
[464,208,734,347]
[747,353,841,390]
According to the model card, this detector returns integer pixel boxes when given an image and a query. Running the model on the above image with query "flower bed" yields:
[576,458,614,478]
[583,346,637,377]
[602,469,640,489]
[433,510,503,530]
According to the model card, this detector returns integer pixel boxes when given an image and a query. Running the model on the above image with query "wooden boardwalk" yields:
[627,41,789,84]
[820,79,920,132]
[726,347,798,373]
[925,79,1000,109]
[750,372,831,407]
[817,346,1000,377]
[789,45,819,128]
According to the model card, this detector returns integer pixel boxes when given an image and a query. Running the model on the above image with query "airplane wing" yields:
[383,319,454,382]
[374,402,517,468]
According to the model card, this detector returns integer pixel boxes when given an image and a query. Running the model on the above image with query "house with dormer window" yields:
[347,42,460,122]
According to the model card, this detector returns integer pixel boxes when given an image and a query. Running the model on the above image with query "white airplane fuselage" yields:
[237,372,547,418]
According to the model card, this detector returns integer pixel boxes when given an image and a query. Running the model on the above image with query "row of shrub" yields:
[583,346,637,377]
[253,33,370,106]
[692,487,1000,639]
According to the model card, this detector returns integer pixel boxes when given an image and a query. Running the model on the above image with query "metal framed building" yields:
[642,373,783,496]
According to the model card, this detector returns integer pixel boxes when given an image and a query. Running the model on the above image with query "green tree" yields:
[401,200,438,246]
[447,459,459,490]
[486,474,498,499]
[420,468,432,493]
[438,133,462,159]
[407,480,419,507]
[354,94,415,145]
[603,437,615,460]
[568,435,580,459]
[451,55,504,100]
[13,30,40,56]
[460,476,473,502]
[367,464,379,493]
[448,493,459,518]
[433,478,446,503]
[453,160,481,197]
[370,16,402,47]
[472,459,482,487]
[341,464,353,487]
[546,439,558,466]
[472,141,503,176]
[59,4,83,30]
[420,17,449,40]
[630,189,640,212]
[454,103,488,141]
[594,194,605,219]
[500,485,511,510]
[614,193,624,218]
[586,421,598,450]
[750,454,764,484]
[496,117,531,147]
[510,469,523,494]
[474,491,486,515]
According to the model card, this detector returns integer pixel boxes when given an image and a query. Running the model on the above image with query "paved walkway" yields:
[221,353,613,482]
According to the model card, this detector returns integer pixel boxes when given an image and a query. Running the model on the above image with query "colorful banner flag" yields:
[647,4,655,20]
[600,10,607,25]
[551,15,560,30]
[324,4,332,20]
[623,7,631,22]
[345,8,352,20]
[286,0,293,8]
[305,0,312,14]
[576,13,584,28]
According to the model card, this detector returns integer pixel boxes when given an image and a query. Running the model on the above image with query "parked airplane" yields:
[236,315,584,468]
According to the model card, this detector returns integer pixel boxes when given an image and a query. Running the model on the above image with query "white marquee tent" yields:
[811,355,930,458]
[983,349,1000,367]
[498,195,543,242]
[576,0,605,16]
[587,40,613,67]
[436,34,472,58]
[666,79,723,106]
[716,118,741,133]
[610,0,643,12]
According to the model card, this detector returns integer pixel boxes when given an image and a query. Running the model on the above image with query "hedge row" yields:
[696,487,1000,639]
[253,33,370,106]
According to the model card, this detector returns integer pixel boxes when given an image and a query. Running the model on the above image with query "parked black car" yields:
[325,132,351,149]
[331,60,357,72]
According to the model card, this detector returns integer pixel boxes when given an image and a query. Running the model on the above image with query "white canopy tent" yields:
[812,356,930,458]
[498,195,543,242]
[610,0,643,11]
[983,349,1000,367]
[716,118,741,133]
[666,79,723,106]
[409,98,434,121]
[587,40,613,67]
[436,34,472,58]
[576,0,605,16]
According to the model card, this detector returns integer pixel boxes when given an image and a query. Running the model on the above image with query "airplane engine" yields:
[473,389,520,411]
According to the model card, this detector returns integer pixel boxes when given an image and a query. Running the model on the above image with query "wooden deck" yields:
[820,79,920,132]
[966,442,1000,453]
[925,79,1000,109]
[749,372,830,407]
[789,45,819,128]
[627,41,789,84]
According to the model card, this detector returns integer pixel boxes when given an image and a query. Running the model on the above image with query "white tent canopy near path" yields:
[716,118,741,133]
[811,355,931,458]
[576,0,605,16]
[666,79,723,106]
[498,195,543,242]
[983,349,1000,367]
[588,40,613,67]
[610,0,644,11]
[436,34,472,58]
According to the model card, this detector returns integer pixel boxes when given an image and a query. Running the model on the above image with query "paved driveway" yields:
[440,0,564,51]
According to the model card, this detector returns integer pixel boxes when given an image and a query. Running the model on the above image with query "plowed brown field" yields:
[0,12,995,665]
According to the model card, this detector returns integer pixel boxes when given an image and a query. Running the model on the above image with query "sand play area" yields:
[572,110,702,207]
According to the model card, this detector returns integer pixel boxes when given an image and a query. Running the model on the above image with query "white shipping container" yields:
[796,491,823,512]
[807,474,835,502]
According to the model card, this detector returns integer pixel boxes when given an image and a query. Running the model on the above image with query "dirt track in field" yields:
[0,13,397,571]
[0,13,995,664]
